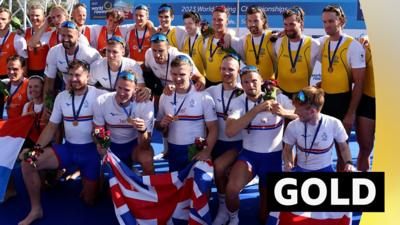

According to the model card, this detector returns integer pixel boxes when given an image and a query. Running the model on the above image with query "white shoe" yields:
[212,209,229,225]
[227,211,239,225]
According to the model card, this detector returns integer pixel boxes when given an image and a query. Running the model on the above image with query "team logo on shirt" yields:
[261,118,268,123]
[216,98,222,102]
[321,132,328,141]
[66,102,71,106]
[102,77,109,81]
[58,60,65,64]
[189,99,195,107]
[84,101,89,108]
[110,112,121,116]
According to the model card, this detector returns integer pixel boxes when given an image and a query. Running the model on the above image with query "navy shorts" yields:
[111,139,138,167]
[52,141,100,180]
[168,143,191,172]
[212,140,242,160]
[237,149,282,187]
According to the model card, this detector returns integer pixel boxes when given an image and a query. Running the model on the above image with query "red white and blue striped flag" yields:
[266,211,352,225]
[0,115,34,202]
[104,151,214,225]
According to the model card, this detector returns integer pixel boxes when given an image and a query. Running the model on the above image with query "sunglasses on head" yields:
[287,8,300,15]
[61,21,78,30]
[150,33,168,42]
[240,65,259,76]
[108,35,125,46]
[294,90,318,108]
[135,4,149,11]
[118,71,136,82]
[223,53,241,62]
[158,5,172,13]
[175,54,193,66]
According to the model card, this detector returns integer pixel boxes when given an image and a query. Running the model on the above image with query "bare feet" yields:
[18,208,43,225]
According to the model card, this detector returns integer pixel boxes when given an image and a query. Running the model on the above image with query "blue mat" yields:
[0,131,369,225]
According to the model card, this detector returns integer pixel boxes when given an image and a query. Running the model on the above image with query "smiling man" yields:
[275,6,320,99]
[18,60,106,225]
[155,55,218,171]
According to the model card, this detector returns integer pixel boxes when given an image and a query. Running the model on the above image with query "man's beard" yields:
[286,30,299,39]
[63,41,75,50]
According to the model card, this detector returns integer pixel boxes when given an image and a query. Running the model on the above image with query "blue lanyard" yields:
[173,85,192,117]
[304,117,323,161]
[107,62,123,91]
[5,80,24,109]
[221,85,237,119]
[328,36,343,71]
[136,26,147,52]
[245,96,262,133]
[121,102,134,119]
[0,29,10,55]
[188,34,198,57]
[288,38,303,73]
[64,45,80,66]
[251,32,265,65]
[72,87,89,122]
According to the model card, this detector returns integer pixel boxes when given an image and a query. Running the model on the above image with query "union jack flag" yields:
[266,211,352,225]
[104,152,213,225]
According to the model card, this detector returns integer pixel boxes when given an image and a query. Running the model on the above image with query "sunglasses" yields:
[60,21,78,30]
[158,5,172,13]
[175,54,193,66]
[118,71,136,82]
[150,33,168,42]
[240,65,259,76]
[287,8,300,15]
[223,53,241,62]
[135,4,149,11]
[108,35,125,46]
[294,90,319,108]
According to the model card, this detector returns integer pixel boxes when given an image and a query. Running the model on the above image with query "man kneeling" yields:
[18,60,105,225]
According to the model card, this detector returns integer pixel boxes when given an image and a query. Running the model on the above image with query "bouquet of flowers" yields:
[93,127,111,149]
[188,137,208,160]
[23,145,44,168]
[0,81,9,97]
[234,88,244,97]
[261,79,279,101]
[44,91,55,110]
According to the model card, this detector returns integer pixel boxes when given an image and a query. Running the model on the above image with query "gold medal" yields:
[138,49,142,53]
[328,67,334,73]
[127,117,133,124]
[72,120,79,126]
[208,57,213,62]
[291,67,296,73]
[223,114,228,120]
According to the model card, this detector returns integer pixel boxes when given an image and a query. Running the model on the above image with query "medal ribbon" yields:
[288,38,303,72]
[72,87,89,124]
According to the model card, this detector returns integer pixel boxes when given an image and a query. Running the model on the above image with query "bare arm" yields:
[337,141,354,172]
[282,143,295,172]
[36,121,59,147]
[29,19,50,48]
[225,100,271,137]
[343,67,365,133]
[191,71,206,91]
[193,120,218,161]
